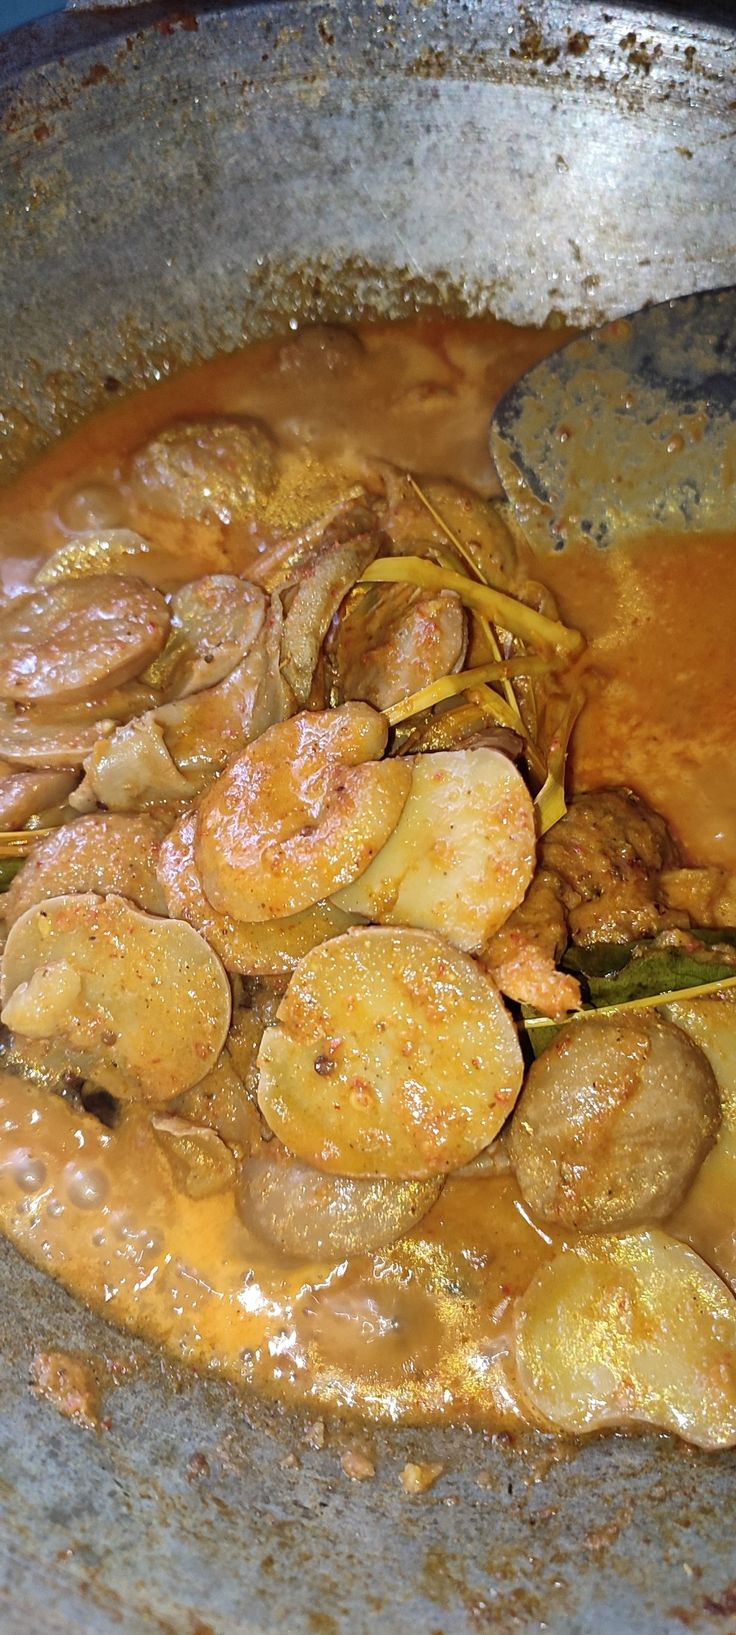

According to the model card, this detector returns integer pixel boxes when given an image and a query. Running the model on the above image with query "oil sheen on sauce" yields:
[0,315,734,1430]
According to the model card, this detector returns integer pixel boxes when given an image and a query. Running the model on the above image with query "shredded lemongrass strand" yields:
[0,828,54,859]
[361,556,584,655]
[405,474,523,720]
[385,657,552,728]
[534,689,585,835]
[522,973,736,1030]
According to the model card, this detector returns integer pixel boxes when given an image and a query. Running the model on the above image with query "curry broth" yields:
[0,316,733,1430]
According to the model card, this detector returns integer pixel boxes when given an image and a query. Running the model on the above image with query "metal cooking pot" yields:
[0,5,735,1630]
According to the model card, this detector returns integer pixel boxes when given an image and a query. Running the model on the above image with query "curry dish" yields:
[0,315,735,1448]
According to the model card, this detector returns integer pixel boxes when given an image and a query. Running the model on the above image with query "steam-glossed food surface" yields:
[1,315,735,1447]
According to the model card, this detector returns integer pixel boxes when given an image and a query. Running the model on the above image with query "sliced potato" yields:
[334,749,535,952]
[236,1146,442,1259]
[158,809,359,975]
[1,893,231,1101]
[196,704,411,921]
[514,1230,736,1449]
[0,576,170,703]
[257,926,523,1178]
[3,813,168,928]
[36,528,169,587]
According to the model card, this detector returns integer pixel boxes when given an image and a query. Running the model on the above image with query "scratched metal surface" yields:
[492,287,736,552]
[0,4,735,1632]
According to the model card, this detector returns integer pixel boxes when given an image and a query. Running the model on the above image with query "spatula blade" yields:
[491,287,736,553]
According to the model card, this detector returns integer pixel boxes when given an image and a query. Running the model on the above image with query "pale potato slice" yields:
[662,994,736,1292]
[0,576,170,703]
[334,749,535,952]
[1,893,231,1102]
[236,1145,442,1259]
[196,704,411,921]
[158,809,359,975]
[3,813,168,928]
[257,926,523,1178]
[514,1230,736,1449]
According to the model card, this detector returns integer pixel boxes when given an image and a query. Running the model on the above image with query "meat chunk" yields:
[334,582,467,712]
[485,788,690,1016]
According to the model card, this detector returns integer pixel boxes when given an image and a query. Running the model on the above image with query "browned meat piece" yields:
[484,788,690,1016]
[660,866,736,928]
[483,867,582,1016]
[0,768,77,829]
[30,1350,103,1431]
[334,582,467,712]
[544,788,683,946]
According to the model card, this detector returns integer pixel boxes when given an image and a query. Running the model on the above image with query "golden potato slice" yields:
[0,576,170,703]
[195,704,411,922]
[36,528,175,588]
[3,813,168,928]
[257,926,523,1178]
[129,418,278,524]
[335,749,535,952]
[158,809,359,975]
[515,1231,736,1449]
[0,893,231,1102]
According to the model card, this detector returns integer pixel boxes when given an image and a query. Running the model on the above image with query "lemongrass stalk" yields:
[361,556,584,655]
[385,657,551,727]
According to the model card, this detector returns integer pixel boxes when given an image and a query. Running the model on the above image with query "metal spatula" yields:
[491,287,736,554]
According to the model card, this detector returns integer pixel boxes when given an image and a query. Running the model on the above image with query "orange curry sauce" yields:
[0,316,733,1428]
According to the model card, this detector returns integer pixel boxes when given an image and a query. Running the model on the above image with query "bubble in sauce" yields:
[12,1152,47,1193]
[57,482,128,533]
[64,1162,109,1211]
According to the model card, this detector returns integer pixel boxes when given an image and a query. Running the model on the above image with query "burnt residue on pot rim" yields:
[0,0,734,480]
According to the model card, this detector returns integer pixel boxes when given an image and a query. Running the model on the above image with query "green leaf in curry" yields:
[522,930,736,1055]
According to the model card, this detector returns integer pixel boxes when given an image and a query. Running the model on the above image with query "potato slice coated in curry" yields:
[335,748,535,952]
[514,1231,736,1450]
[0,576,170,703]
[0,893,231,1102]
[2,813,168,928]
[195,704,411,922]
[158,809,359,976]
[257,926,523,1178]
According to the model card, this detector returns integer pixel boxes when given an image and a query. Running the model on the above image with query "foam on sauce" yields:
[0,314,734,1427]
